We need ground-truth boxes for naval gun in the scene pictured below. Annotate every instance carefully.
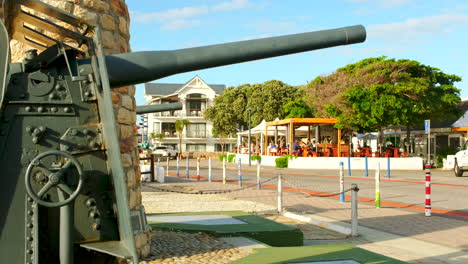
[0,1,366,263]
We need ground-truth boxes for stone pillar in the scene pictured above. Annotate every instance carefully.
[9,0,151,258]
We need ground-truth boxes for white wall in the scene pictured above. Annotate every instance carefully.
[229,153,424,170]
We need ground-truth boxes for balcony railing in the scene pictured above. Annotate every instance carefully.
[156,110,204,118]
[186,131,207,138]
[187,110,203,117]
[161,131,178,138]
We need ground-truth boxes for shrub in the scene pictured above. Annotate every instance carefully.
[227,154,236,163]
[219,154,227,161]
[436,146,458,168]
[250,155,262,162]
[275,155,296,168]
[275,157,288,168]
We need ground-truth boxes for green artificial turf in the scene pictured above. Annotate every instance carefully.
[230,244,408,264]
[147,211,303,246]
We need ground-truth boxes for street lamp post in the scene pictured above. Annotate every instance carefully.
[247,108,252,167]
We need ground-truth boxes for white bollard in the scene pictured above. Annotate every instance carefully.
[351,184,359,236]
[277,172,283,213]
[197,157,200,181]
[166,157,169,177]
[375,162,381,208]
[208,157,212,182]
[256,160,261,190]
[339,162,344,202]
[222,158,226,184]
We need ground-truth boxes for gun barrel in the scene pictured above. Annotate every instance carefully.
[136,102,183,115]
[106,25,366,88]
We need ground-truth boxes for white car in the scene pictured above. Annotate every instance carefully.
[153,146,178,159]
[453,148,468,177]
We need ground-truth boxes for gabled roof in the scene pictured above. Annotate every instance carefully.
[451,110,468,131]
[144,76,226,96]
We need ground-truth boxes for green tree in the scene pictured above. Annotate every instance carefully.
[247,80,302,125]
[150,132,165,146]
[205,80,302,136]
[204,85,249,136]
[283,98,315,118]
[305,57,462,140]
[175,119,190,156]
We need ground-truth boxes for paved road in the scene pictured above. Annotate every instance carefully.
[154,158,468,215]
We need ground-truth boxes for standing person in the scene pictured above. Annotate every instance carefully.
[293,139,300,156]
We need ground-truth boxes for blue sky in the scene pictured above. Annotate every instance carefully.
[127,0,468,106]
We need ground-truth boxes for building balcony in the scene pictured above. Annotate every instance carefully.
[186,131,207,138]
[155,110,205,118]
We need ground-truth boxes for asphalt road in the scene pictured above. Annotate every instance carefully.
[154,158,468,215]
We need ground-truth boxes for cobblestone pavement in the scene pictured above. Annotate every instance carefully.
[141,186,352,264]
[140,231,249,264]
[142,179,468,263]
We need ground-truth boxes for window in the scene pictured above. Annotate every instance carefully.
[186,123,206,138]
[186,93,207,117]
[186,144,206,152]
[152,122,160,133]
[161,123,176,137]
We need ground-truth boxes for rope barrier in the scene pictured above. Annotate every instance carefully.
[281,177,354,198]
[142,175,278,195]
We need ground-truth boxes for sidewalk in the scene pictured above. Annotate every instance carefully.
[142,158,468,263]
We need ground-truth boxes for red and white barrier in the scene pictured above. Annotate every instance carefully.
[425,164,431,217]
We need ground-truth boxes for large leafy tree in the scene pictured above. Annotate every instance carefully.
[283,98,315,118]
[305,57,462,138]
[204,85,249,136]
[205,80,303,136]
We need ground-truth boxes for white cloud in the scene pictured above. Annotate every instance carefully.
[213,0,250,12]
[132,0,252,31]
[377,0,411,8]
[162,19,203,31]
[346,0,412,9]
[368,14,468,40]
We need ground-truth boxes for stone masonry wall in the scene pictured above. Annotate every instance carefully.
[9,0,151,258]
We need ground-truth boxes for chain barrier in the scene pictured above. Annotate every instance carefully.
[142,175,278,195]
[282,177,353,198]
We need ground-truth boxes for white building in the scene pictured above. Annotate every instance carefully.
[143,76,235,153]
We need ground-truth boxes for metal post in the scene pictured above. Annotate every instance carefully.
[347,155,351,176]
[58,190,73,264]
[186,156,189,179]
[156,156,161,181]
[277,172,283,213]
[256,159,261,190]
[387,156,391,179]
[425,164,431,217]
[375,162,381,208]
[351,184,359,237]
[150,154,155,182]
[365,156,368,177]
[197,157,200,181]
[208,157,212,182]
[238,158,242,187]
[339,162,345,202]
[222,158,226,184]
[248,108,252,167]
[176,156,180,177]
[166,157,169,177]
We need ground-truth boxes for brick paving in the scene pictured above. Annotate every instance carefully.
[144,158,468,262]
[172,180,468,251]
